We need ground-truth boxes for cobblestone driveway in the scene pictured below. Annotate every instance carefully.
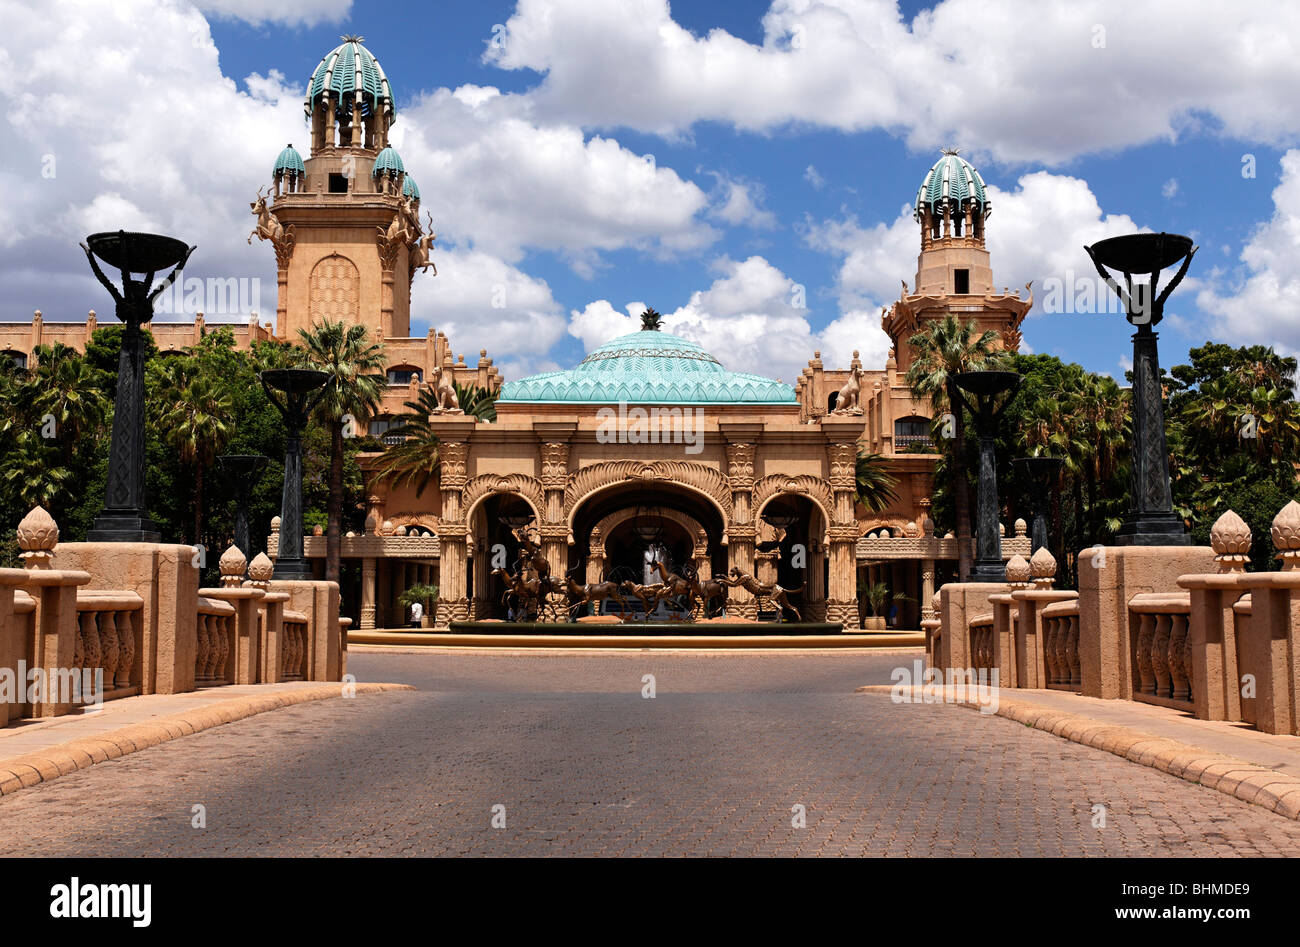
[1,649,1298,856]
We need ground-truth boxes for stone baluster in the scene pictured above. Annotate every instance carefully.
[1168,613,1189,700]
[1135,613,1155,694]
[1151,614,1172,698]
[99,610,119,690]
[115,610,134,687]
[79,611,101,679]
[1067,616,1081,686]
[195,614,210,684]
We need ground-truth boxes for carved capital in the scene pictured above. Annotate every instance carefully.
[828,442,858,488]
[439,441,469,488]
[540,441,570,488]
[725,441,755,487]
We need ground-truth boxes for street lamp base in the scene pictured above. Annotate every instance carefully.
[1114,512,1190,546]
[87,512,161,544]
[272,558,316,581]
[969,562,1009,583]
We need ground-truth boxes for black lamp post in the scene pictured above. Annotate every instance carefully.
[1013,456,1063,554]
[260,369,328,579]
[953,370,1022,582]
[217,454,269,558]
[81,231,195,542]
[1085,232,1196,545]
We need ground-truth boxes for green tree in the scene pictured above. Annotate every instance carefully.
[369,385,443,497]
[297,320,386,584]
[154,359,235,545]
[453,381,499,422]
[854,451,899,513]
[905,315,1006,579]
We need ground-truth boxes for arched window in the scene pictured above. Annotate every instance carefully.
[827,391,838,413]
[3,350,27,370]
[308,254,360,323]
[894,416,934,452]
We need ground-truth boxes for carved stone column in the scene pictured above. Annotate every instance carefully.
[920,558,936,621]
[825,432,863,626]
[587,527,606,585]
[472,539,491,618]
[725,439,757,619]
[806,536,827,622]
[360,556,376,630]
[435,439,469,626]
[538,437,572,579]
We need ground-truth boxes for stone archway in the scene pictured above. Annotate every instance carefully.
[587,506,711,585]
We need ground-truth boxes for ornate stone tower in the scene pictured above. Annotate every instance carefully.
[251,36,435,343]
[883,149,1031,374]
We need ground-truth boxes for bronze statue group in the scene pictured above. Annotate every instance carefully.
[493,528,803,624]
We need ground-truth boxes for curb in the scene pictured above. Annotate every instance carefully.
[350,630,926,649]
[0,682,413,798]
[856,685,1300,821]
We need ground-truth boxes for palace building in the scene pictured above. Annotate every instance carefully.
[0,38,1033,631]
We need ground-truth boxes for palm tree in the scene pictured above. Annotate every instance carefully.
[297,320,387,585]
[855,451,898,512]
[904,315,1005,579]
[26,343,108,466]
[369,385,443,497]
[452,381,499,422]
[155,362,234,545]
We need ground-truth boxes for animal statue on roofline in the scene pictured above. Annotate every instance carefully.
[723,568,804,622]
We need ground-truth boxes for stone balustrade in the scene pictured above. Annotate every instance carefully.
[968,613,995,673]
[76,589,144,697]
[1127,592,1193,709]
[1039,599,1081,690]
[0,506,347,731]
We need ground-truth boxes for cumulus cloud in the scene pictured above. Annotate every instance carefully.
[392,85,716,274]
[193,0,351,27]
[568,255,891,382]
[487,0,1300,165]
[1197,150,1300,355]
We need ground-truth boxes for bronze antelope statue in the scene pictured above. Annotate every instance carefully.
[724,568,804,622]
[689,573,730,619]
[651,560,700,618]
[564,575,629,620]
[620,580,669,616]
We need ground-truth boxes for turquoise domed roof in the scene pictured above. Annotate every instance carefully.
[273,144,304,176]
[498,326,796,405]
[402,174,419,200]
[372,146,404,177]
[305,36,394,120]
[915,149,989,221]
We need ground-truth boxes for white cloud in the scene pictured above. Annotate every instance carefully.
[1197,149,1300,356]
[804,165,826,190]
[568,255,891,382]
[488,0,1300,165]
[1162,177,1179,199]
[409,247,566,377]
[193,0,350,27]
[707,174,777,228]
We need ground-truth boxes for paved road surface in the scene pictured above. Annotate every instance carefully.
[1,650,1298,856]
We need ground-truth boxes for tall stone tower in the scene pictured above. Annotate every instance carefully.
[252,36,434,343]
[883,149,1031,374]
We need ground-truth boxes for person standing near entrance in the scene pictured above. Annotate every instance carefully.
[409,600,423,628]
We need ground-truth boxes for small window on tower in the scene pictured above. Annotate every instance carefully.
[328,173,349,194]
[954,269,970,294]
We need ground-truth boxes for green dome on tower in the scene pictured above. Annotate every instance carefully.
[915,148,989,222]
[305,36,394,120]
[402,174,420,200]
[372,146,404,177]
[272,143,304,176]
[498,319,795,405]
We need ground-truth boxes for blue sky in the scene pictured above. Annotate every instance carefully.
[5,0,1300,384]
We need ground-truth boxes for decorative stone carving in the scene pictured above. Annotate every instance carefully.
[725,442,755,487]
[247,552,274,588]
[1014,518,1027,537]
[430,364,462,414]
[562,460,733,521]
[1272,501,1300,571]
[753,474,835,526]
[16,506,58,569]
[439,441,469,488]
[903,520,921,538]
[1210,508,1251,572]
[540,442,570,488]
[219,544,247,587]
[827,442,857,489]
[461,474,545,522]
[1030,546,1057,588]
[248,186,295,268]
[1004,553,1031,587]
[831,363,864,415]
